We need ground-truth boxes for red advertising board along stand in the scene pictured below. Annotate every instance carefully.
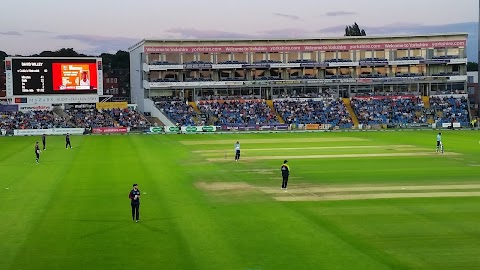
[92,127,128,134]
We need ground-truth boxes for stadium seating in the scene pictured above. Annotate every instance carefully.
[154,98,197,126]
[150,61,179,65]
[274,98,353,128]
[429,96,470,126]
[351,96,427,125]
[395,56,424,61]
[288,59,317,63]
[0,111,57,130]
[197,99,279,125]
[218,60,248,65]
[324,59,352,63]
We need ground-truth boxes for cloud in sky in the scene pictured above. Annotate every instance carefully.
[54,34,139,54]
[0,31,22,36]
[272,13,301,21]
[164,28,256,39]
[325,11,358,17]
[24,30,54,34]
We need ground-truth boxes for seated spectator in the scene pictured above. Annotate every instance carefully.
[274,98,353,128]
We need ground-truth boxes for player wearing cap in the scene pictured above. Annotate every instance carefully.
[281,160,290,190]
[129,184,141,222]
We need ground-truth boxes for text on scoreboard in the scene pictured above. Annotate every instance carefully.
[10,58,101,95]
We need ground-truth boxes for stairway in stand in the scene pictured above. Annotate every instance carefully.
[189,101,202,114]
[189,101,204,125]
[342,98,359,128]
[266,100,285,124]
[422,96,434,124]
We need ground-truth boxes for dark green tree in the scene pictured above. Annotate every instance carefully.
[0,50,7,62]
[467,61,478,71]
[345,23,366,36]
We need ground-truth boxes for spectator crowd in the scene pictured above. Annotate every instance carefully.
[274,98,353,128]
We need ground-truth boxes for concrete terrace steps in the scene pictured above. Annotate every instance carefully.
[189,101,202,114]
[342,98,359,128]
[422,96,430,109]
[266,100,285,124]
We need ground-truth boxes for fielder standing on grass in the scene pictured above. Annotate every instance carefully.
[281,160,290,189]
[42,134,46,150]
[129,184,141,222]
[66,133,72,149]
[35,142,41,163]
[235,141,241,161]
[436,132,444,153]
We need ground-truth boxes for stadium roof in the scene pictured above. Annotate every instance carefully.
[129,32,468,51]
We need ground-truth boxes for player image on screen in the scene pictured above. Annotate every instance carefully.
[52,63,97,91]
[79,71,90,87]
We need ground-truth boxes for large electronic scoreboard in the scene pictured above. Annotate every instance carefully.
[5,57,104,97]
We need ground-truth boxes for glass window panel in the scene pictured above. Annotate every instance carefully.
[234,70,245,78]
[304,68,316,76]
[254,52,266,62]
[447,47,459,57]
[338,51,350,60]
[360,67,372,74]
[434,48,446,57]
[374,67,387,74]
[325,51,335,61]
[374,50,385,59]
[339,68,351,75]
[217,53,230,63]
[165,53,179,63]
[288,52,301,61]
[395,49,408,59]
[183,53,195,63]
[302,52,312,60]
[232,53,246,62]
[360,50,373,60]
[325,68,337,75]
[269,52,282,62]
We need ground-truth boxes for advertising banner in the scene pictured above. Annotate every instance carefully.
[66,103,96,109]
[92,127,129,134]
[0,104,19,112]
[51,128,85,135]
[149,127,164,133]
[275,124,290,130]
[96,102,128,110]
[14,95,100,104]
[14,129,53,136]
[180,126,217,133]
[305,124,320,130]
[18,104,53,112]
[144,40,466,53]
[164,126,181,133]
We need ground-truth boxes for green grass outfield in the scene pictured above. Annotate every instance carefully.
[1,130,480,270]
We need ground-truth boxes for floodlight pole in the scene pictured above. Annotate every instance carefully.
[478,0,480,116]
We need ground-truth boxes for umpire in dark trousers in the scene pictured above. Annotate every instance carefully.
[281,160,290,189]
[129,184,141,222]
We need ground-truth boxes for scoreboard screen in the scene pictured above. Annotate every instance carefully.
[9,58,101,95]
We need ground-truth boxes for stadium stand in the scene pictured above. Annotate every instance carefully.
[430,96,470,126]
[197,99,279,125]
[351,96,427,126]
[152,97,197,126]
[0,111,57,130]
[274,98,353,128]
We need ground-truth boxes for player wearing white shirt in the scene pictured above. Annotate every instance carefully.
[80,71,90,86]
[436,132,444,153]
[234,141,241,161]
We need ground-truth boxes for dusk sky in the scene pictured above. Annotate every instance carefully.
[0,0,478,56]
